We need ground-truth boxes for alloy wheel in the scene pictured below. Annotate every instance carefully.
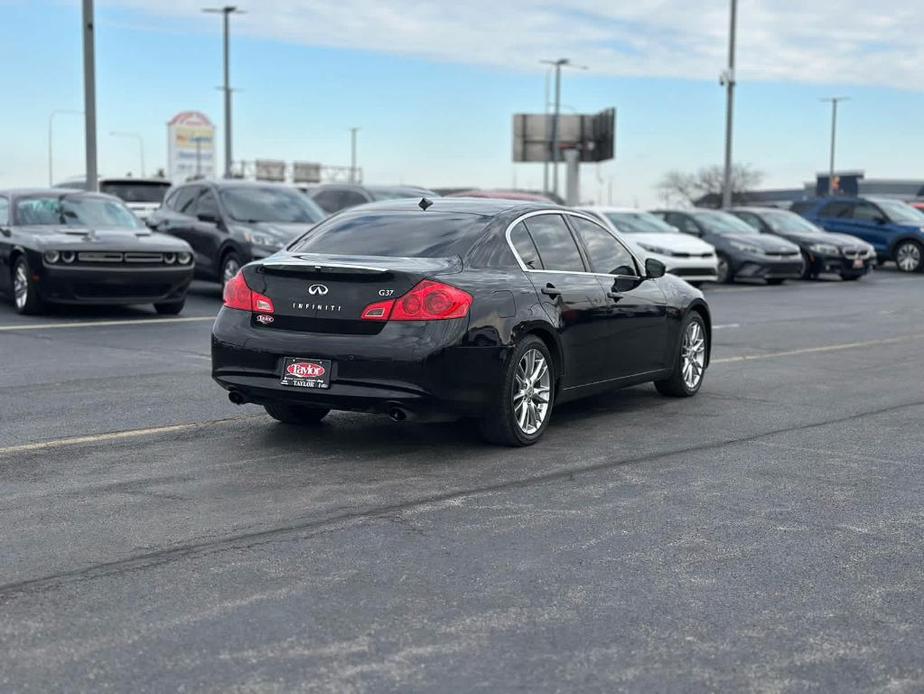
[896,242,921,272]
[681,320,706,390]
[13,262,28,310]
[513,348,551,435]
[716,256,729,283]
[222,257,241,285]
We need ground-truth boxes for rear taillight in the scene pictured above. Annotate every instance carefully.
[222,272,275,314]
[361,280,472,322]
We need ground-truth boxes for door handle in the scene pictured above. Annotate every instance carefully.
[541,284,562,297]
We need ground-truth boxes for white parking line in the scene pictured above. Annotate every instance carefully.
[0,416,260,457]
[0,316,215,332]
[713,333,924,364]
[713,323,740,330]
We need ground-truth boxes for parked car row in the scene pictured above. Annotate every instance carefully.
[3,180,922,316]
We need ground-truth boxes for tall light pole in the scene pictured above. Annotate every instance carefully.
[82,0,98,192]
[48,109,83,186]
[109,131,145,176]
[542,65,552,195]
[349,127,360,183]
[821,97,849,195]
[720,0,738,209]
[541,58,587,199]
[203,6,243,178]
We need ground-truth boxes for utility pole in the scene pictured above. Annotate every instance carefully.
[720,0,737,209]
[541,58,587,200]
[349,127,360,183]
[109,131,145,176]
[821,97,849,195]
[82,0,98,192]
[48,110,83,186]
[203,6,243,178]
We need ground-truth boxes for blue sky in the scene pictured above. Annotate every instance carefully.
[2,0,924,205]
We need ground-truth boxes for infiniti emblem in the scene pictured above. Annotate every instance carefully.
[308,283,329,296]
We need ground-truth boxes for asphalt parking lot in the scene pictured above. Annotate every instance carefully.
[1,270,923,692]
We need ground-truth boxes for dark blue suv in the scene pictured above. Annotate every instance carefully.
[792,196,924,273]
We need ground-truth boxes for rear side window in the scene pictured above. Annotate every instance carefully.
[291,211,491,258]
[523,214,585,272]
[733,211,762,230]
[168,186,199,214]
[851,201,881,222]
[819,201,852,219]
[509,222,542,269]
[570,217,637,275]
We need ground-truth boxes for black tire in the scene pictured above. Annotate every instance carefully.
[715,253,734,284]
[154,299,185,315]
[264,403,330,425]
[893,240,923,273]
[220,251,242,288]
[766,278,785,285]
[479,335,554,446]
[655,312,708,398]
[11,256,44,315]
[800,252,816,280]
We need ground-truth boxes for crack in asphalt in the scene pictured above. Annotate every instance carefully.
[1,397,922,602]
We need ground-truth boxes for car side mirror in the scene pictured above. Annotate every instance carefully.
[197,211,219,224]
[646,258,666,279]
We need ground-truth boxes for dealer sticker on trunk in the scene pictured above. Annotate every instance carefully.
[280,357,332,389]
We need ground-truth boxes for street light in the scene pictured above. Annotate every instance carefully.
[821,97,850,196]
[540,58,588,198]
[720,0,738,209]
[203,6,244,178]
[109,131,145,176]
[48,109,83,186]
[82,0,98,191]
[349,127,360,184]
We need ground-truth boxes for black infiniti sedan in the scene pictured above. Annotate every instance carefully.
[0,189,194,315]
[212,198,711,446]
[148,180,326,288]
[728,207,876,281]
[651,209,804,284]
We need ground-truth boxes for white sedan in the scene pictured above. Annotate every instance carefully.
[580,207,719,285]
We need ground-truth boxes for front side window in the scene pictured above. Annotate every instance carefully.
[219,187,324,224]
[571,217,637,275]
[0,197,9,226]
[509,222,542,269]
[523,214,585,273]
[851,202,882,222]
[193,190,220,219]
[14,195,143,229]
[168,186,200,214]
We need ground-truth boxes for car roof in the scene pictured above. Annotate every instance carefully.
[729,206,792,213]
[580,206,646,214]
[334,196,558,217]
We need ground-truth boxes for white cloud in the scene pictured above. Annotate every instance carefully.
[105,0,924,89]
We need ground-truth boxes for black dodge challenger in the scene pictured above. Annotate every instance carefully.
[0,189,194,315]
[212,198,711,445]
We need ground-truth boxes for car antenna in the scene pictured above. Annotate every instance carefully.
[418,197,433,211]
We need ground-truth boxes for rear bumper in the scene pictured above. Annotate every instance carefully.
[36,264,193,305]
[211,308,507,417]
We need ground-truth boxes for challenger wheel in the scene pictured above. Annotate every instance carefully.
[480,335,554,446]
[894,240,922,273]
[655,313,707,397]
[11,256,43,315]
[264,403,330,425]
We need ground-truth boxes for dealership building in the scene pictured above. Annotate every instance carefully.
[696,172,924,208]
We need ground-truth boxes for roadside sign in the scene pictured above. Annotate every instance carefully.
[167,111,215,181]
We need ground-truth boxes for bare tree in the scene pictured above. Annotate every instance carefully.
[657,164,764,207]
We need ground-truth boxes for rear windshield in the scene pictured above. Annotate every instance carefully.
[290,211,491,258]
[101,181,170,204]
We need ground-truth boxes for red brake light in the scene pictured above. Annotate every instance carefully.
[222,272,274,314]
[362,280,472,321]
